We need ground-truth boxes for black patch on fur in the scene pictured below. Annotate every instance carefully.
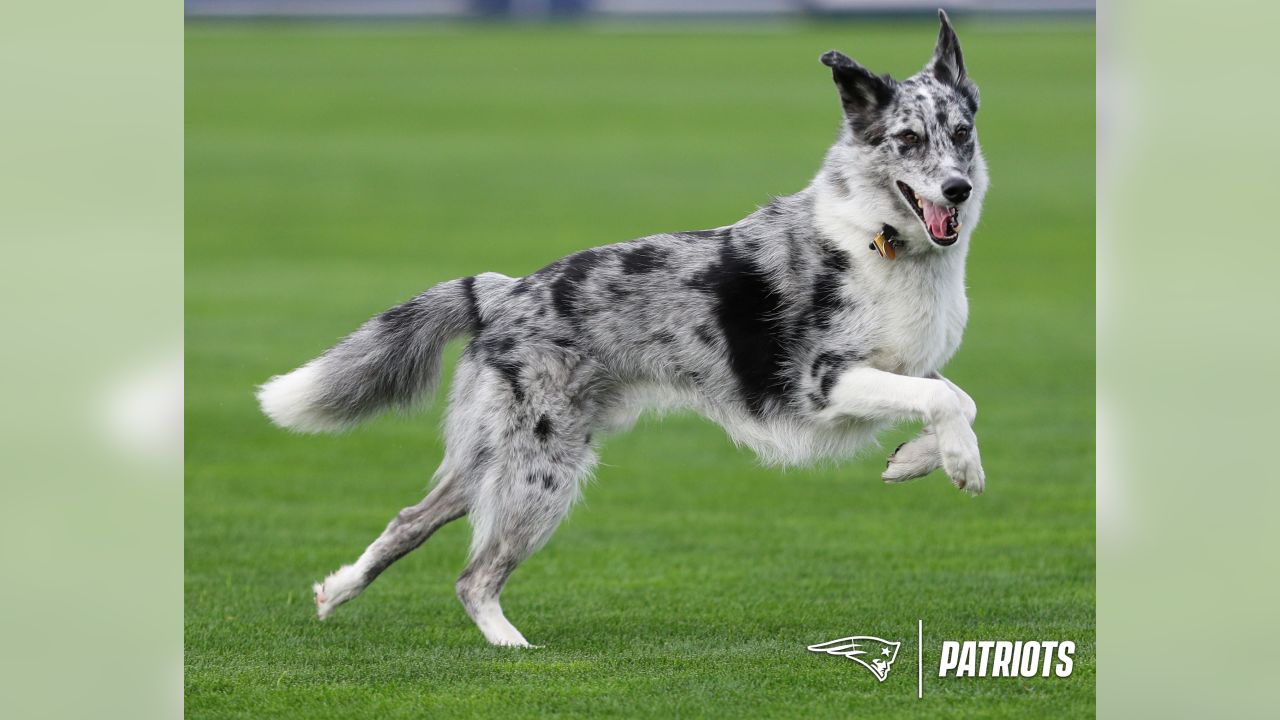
[527,472,555,490]
[693,243,792,415]
[932,63,954,86]
[606,281,629,300]
[818,242,851,273]
[811,349,867,401]
[549,248,606,320]
[490,359,524,402]
[851,115,889,146]
[808,272,844,330]
[822,52,896,146]
[534,415,553,441]
[652,331,676,345]
[480,333,524,401]
[694,324,718,346]
[460,275,481,331]
[819,369,838,398]
[510,278,531,295]
[378,299,419,328]
[620,244,669,275]
[364,299,434,408]
[823,50,896,113]
[481,334,516,355]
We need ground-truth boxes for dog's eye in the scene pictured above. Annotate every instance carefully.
[897,131,920,145]
[953,126,971,142]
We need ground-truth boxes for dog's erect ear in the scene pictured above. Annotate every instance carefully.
[929,10,966,85]
[927,10,980,111]
[821,50,896,118]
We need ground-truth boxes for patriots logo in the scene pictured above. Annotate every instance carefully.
[808,635,903,682]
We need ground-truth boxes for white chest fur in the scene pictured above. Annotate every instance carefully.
[812,182,973,378]
[854,252,969,377]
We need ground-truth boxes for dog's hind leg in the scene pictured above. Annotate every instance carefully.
[457,431,595,647]
[312,350,493,620]
[313,472,469,619]
[454,359,600,647]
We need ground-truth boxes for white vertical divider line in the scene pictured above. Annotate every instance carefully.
[917,619,923,699]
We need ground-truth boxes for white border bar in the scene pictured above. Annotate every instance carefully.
[917,619,923,699]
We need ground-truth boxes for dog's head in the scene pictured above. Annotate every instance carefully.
[820,10,987,249]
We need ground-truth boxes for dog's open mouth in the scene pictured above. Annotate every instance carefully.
[896,181,959,246]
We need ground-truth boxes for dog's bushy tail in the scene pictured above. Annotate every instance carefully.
[257,276,481,433]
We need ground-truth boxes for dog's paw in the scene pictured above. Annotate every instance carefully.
[938,424,985,496]
[491,638,539,649]
[313,564,366,620]
[482,625,536,648]
[946,457,985,496]
[882,431,941,484]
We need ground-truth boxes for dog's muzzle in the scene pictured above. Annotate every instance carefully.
[896,181,961,246]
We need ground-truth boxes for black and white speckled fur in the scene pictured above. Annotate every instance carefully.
[257,12,988,647]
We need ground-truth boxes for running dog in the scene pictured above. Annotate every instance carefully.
[258,11,988,647]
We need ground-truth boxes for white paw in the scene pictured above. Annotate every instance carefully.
[479,620,535,647]
[313,564,366,620]
[882,431,941,484]
[490,637,538,648]
[938,423,985,495]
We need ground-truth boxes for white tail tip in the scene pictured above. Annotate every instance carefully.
[256,363,347,433]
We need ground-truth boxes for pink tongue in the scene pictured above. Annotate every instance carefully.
[921,198,951,238]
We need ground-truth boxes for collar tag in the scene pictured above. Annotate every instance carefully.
[871,231,896,260]
[869,224,901,260]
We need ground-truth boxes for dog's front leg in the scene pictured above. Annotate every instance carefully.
[935,372,977,425]
[822,367,984,494]
[882,373,978,484]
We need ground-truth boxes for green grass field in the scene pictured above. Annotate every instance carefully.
[186,20,1094,719]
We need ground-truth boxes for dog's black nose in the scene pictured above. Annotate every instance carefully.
[942,177,972,204]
